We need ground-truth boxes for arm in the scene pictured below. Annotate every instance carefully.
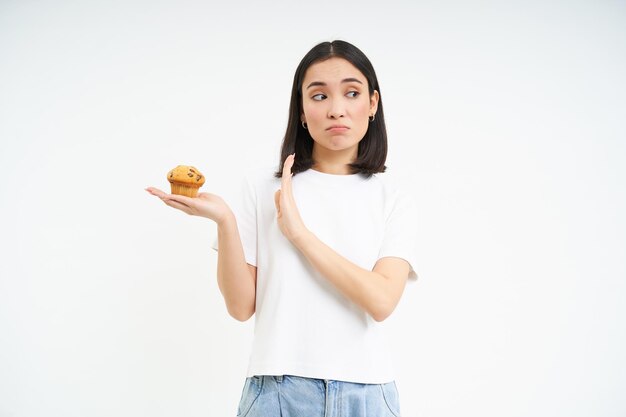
[145,187,256,322]
[216,212,257,322]
[291,231,410,322]
[274,155,410,322]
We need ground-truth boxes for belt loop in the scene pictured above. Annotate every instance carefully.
[274,375,284,383]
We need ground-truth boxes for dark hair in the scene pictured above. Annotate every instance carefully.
[273,40,387,179]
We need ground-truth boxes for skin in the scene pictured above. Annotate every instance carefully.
[300,57,379,175]
[145,57,411,322]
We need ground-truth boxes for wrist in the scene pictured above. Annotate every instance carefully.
[216,210,236,228]
[291,227,314,249]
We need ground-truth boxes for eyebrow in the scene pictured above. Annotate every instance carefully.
[306,77,363,90]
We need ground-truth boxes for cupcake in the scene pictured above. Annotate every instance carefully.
[167,165,205,197]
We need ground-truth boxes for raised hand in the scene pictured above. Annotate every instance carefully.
[145,187,232,225]
[274,154,309,243]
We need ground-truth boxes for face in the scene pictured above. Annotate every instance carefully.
[300,57,379,159]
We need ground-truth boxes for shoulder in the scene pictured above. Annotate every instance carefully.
[370,171,413,199]
[369,171,418,217]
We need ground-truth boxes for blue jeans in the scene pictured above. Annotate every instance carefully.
[236,375,402,417]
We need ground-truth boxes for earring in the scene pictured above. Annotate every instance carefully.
[302,121,308,130]
[369,114,375,122]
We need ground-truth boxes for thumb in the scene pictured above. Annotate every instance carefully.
[274,189,281,217]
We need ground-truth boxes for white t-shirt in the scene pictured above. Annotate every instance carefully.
[211,165,419,384]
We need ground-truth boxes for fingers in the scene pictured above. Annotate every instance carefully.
[160,193,194,213]
[146,186,195,214]
[281,153,295,192]
[145,187,168,198]
[162,193,194,206]
[145,187,194,205]
[163,198,192,214]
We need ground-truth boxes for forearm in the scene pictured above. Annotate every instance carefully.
[216,212,256,321]
[291,230,394,322]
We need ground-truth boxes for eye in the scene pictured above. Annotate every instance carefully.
[312,93,326,101]
[346,91,360,98]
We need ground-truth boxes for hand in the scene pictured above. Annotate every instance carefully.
[145,187,232,225]
[274,154,309,243]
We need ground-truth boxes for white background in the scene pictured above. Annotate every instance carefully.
[1,1,625,416]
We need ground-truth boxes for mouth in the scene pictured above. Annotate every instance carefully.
[326,125,349,132]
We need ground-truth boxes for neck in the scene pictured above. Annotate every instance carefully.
[311,145,357,175]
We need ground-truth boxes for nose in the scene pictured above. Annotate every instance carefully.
[327,99,345,119]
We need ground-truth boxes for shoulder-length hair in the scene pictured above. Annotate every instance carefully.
[273,40,387,179]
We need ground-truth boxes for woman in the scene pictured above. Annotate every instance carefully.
[147,40,418,417]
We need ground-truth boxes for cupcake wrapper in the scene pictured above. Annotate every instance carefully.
[170,183,200,198]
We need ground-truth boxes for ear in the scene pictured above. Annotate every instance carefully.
[300,112,307,124]
[370,90,380,116]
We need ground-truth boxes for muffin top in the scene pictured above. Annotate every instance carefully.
[167,165,205,186]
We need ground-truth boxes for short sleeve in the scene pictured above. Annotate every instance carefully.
[377,186,419,281]
[210,174,258,267]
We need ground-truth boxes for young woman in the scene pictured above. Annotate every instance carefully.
[147,40,418,417]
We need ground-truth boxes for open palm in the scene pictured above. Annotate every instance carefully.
[146,187,231,223]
